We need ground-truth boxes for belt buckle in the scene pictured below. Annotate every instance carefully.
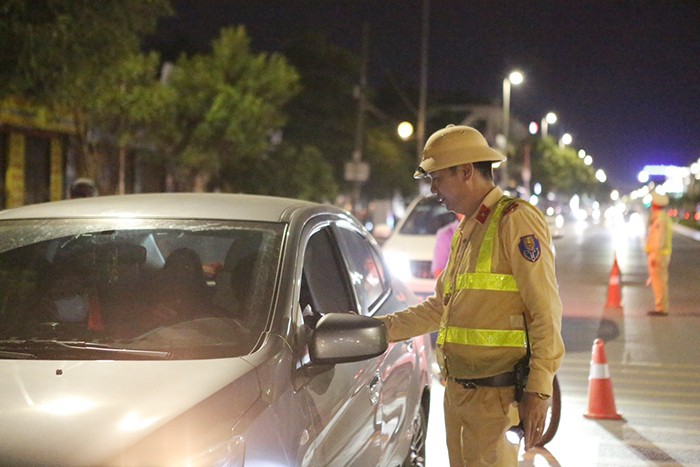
[461,381,478,389]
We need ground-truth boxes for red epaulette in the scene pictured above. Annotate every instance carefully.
[476,205,490,224]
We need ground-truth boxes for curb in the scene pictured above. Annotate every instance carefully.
[673,223,700,242]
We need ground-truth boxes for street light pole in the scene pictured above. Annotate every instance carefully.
[502,70,523,151]
[541,112,557,139]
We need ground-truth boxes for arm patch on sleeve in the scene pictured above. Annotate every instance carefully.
[519,234,541,262]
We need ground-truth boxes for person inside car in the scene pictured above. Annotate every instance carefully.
[41,261,104,332]
[143,247,212,328]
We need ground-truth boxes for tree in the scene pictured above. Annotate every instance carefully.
[90,51,175,194]
[282,33,417,204]
[282,33,358,192]
[0,0,172,182]
[1,0,170,99]
[244,143,337,202]
[362,127,416,200]
[521,136,598,197]
[161,26,300,191]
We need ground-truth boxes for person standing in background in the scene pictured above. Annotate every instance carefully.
[431,214,463,277]
[646,190,673,316]
[69,178,98,198]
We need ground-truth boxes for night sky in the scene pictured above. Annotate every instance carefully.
[147,0,700,191]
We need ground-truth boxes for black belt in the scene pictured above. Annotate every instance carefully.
[453,372,516,389]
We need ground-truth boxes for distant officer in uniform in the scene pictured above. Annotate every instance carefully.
[646,190,672,316]
[377,125,565,466]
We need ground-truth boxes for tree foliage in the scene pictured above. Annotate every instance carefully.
[161,26,301,192]
[282,33,417,204]
[0,0,170,101]
[362,127,416,199]
[0,0,171,182]
[90,51,175,193]
[514,136,598,197]
[244,143,337,202]
[281,34,358,188]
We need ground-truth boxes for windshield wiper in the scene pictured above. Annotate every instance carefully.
[0,339,172,360]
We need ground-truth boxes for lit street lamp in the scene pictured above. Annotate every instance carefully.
[559,132,572,148]
[397,121,414,140]
[541,112,557,138]
[596,169,607,183]
[502,70,524,148]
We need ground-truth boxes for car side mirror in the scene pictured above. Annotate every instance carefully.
[309,313,388,365]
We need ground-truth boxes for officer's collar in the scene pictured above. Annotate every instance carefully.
[460,186,503,227]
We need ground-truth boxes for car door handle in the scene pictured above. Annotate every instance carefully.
[369,371,382,404]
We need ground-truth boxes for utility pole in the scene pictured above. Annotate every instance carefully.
[346,22,370,216]
[416,0,429,167]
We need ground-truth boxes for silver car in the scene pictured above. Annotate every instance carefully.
[0,193,431,466]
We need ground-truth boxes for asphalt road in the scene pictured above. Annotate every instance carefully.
[425,215,700,466]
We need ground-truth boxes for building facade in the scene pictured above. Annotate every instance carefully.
[0,98,75,208]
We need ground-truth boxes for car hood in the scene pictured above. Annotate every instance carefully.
[0,357,258,465]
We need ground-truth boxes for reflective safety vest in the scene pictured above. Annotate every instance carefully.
[646,210,673,256]
[437,196,528,349]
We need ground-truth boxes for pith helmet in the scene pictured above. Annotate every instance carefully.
[414,125,506,179]
[650,190,669,207]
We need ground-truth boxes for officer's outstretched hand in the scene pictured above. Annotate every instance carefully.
[519,392,548,450]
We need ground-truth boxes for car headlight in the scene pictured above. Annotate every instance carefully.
[555,214,564,229]
[383,250,413,282]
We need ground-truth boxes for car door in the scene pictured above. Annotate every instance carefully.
[296,221,383,466]
[333,222,422,465]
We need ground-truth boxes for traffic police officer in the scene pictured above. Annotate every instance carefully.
[377,125,565,466]
[646,190,672,316]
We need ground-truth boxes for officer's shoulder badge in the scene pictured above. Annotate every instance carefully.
[503,201,520,216]
[518,234,541,262]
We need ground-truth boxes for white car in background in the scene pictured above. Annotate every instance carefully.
[382,196,457,301]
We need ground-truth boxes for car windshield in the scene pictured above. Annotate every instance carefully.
[399,197,457,235]
[0,218,284,360]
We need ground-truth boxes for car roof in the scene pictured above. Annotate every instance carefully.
[0,193,334,223]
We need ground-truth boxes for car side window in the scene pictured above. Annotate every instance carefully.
[400,197,456,235]
[301,226,356,317]
[335,227,388,315]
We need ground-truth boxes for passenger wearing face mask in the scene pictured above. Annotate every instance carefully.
[43,263,104,331]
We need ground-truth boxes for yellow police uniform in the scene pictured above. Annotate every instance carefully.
[379,186,564,466]
[646,195,672,314]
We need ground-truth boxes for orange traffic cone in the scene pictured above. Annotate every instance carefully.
[584,338,623,420]
[605,256,622,309]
